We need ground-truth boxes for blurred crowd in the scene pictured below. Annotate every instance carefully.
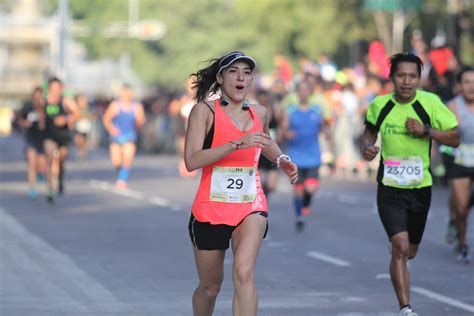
[11,30,471,183]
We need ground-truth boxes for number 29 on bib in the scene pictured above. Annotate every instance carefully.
[210,166,257,203]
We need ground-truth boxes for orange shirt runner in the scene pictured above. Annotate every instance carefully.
[191,99,268,226]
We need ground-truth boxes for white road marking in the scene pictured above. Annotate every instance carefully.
[376,277,474,313]
[148,196,171,207]
[411,286,474,313]
[90,179,173,208]
[306,251,351,267]
[0,206,129,313]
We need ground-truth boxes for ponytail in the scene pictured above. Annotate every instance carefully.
[191,58,221,103]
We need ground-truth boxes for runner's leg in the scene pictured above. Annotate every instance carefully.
[451,177,471,260]
[116,142,136,188]
[192,248,225,316]
[231,214,267,316]
[26,148,37,190]
[390,231,411,309]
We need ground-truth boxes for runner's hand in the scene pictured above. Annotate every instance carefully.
[22,120,33,128]
[406,117,423,137]
[235,132,272,149]
[285,130,296,140]
[363,144,380,161]
[110,125,120,137]
[280,159,299,184]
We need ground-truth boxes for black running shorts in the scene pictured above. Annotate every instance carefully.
[294,166,320,185]
[443,153,474,180]
[377,183,431,245]
[188,212,268,251]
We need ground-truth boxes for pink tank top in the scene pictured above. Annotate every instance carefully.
[191,99,268,226]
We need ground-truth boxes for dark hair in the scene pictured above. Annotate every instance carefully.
[457,66,474,83]
[32,86,43,94]
[48,76,62,85]
[190,58,221,102]
[190,51,256,102]
[388,53,423,78]
[122,82,132,90]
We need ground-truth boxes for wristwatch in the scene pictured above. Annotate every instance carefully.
[423,124,431,137]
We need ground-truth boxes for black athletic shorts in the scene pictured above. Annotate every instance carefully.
[45,130,71,148]
[294,166,320,185]
[26,136,45,154]
[443,153,474,180]
[188,211,268,251]
[377,183,431,245]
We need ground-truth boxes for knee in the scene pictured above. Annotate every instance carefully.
[233,264,255,287]
[304,185,316,195]
[198,282,221,300]
[391,243,410,260]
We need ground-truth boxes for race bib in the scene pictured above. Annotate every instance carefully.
[210,166,256,203]
[76,119,92,133]
[383,156,423,186]
[454,144,474,167]
[27,111,39,122]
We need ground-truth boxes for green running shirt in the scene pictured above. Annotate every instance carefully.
[366,90,458,189]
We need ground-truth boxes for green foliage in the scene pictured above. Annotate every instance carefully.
[41,0,472,90]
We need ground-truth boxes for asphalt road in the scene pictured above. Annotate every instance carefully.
[1,135,473,316]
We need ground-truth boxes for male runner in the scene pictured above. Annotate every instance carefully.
[363,53,460,316]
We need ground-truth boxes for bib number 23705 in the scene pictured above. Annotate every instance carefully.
[383,156,423,186]
[210,166,257,203]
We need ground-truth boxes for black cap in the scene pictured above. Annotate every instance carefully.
[218,51,257,74]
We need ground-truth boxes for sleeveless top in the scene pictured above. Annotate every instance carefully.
[112,101,138,142]
[454,95,474,144]
[453,95,474,168]
[45,98,71,141]
[191,99,268,226]
[18,101,45,143]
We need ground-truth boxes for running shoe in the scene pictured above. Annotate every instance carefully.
[295,219,305,232]
[116,180,127,190]
[28,189,38,199]
[46,192,54,204]
[457,245,471,264]
[445,220,457,244]
[399,306,417,316]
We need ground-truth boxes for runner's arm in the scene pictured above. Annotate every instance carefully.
[185,103,273,172]
[362,126,380,161]
[134,103,146,129]
[261,106,285,162]
[427,127,460,147]
[102,102,120,136]
[260,106,298,183]
[406,117,460,147]
[184,102,237,171]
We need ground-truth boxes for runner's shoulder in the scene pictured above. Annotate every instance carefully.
[249,102,268,122]
[250,102,266,114]
[416,90,444,107]
[368,93,393,111]
[190,100,215,118]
